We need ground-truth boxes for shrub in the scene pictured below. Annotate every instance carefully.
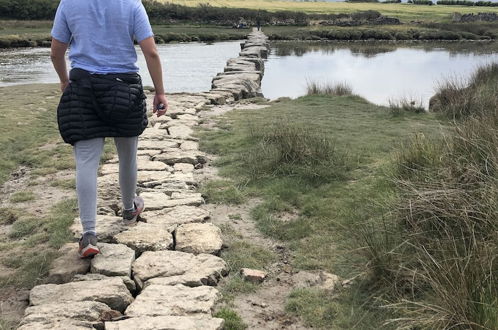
[389,98,426,115]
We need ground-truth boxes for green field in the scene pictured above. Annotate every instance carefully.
[165,0,498,22]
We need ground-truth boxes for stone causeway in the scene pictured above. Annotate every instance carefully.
[18,30,269,330]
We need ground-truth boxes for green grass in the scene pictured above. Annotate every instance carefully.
[198,94,446,326]
[9,191,36,203]
[214,308,248,330]
[165,0,498,22]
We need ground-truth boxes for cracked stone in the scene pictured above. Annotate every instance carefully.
[114,223,174,253]
[132,250,228,289]
[46,243,90,284]
[29,277,133,312]
[125,284,221,317]
[142,205,209,227]
[73,273,136,294]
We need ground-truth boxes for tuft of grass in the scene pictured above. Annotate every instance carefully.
[389,97,426,115]
[0,208,19,225]
[306,81,353,96]
[214,308,247,330]
[286,288,338,328]
[430,63,498,119]
[49,178,76,190]
[201,180,246,205]
[8,218,39,239]
[9,191,36,203]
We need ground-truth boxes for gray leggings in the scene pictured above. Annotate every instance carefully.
[73,137,138,234]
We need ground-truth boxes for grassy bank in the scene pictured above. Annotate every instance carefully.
[198,87,446,327]
[165,0,498,22]
[2,20,497,49]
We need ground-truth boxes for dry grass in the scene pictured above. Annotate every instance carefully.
[358,64,498,329]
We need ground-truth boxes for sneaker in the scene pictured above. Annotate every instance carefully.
[122,196,145,225]
[78,232,100,258]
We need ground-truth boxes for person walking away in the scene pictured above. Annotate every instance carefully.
[50,0,168,258]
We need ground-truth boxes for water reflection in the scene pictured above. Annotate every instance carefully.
[262,41,498,107]
[0,41,242,92]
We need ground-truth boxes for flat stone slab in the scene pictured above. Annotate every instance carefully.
[125,284,221,317]
[138,171,173,187]
[138,140,180,150]
[73,273,136,294]
[71,216,125,243]
[175,223,223,255]
[154,150,207,165]
[173,163,194,174]
[137,159,170,171]
[91,243,136,277]
[114,223,174,253]
[47,243,90,284]
[168,125,195,140]
[142,205,209,227]
[106,316,224,330]
[162,193,204,208]
[30,277,133,312]
[139,191,170,210]
[180,141,199,151]
[132,250,228,288]
[20,301,112,329]
[18,320,95,330]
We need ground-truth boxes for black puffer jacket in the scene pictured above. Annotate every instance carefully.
[57,68,148,145]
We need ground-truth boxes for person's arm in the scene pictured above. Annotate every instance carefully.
[139,36,168,117]
[51,38,69,92]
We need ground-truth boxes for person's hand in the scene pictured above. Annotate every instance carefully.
[60,80,69,93]
[153,93,168,117]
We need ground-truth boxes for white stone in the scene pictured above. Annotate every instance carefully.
[138,140,180,150]
[91,243,135,277]
[139,191,170,210]
[29,278,133,312]
[141,206,210,227]
[125,285,221,317]
[132,250,228,288]
[105,316,224,330]
[175,223,223,255]
[115,223,174,253]
[173,163,195,173]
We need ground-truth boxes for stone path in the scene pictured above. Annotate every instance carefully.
[18,31,269,330]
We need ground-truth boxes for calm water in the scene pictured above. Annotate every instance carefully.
[262,42,498,107]
[0,41,242,92]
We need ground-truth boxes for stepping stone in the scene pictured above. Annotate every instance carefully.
[138,140,179,150]
[132,250,228,289]
[173,163,195,174]
[18,320,94,330]
[138,191,170,211]
[73,273,136,294]
[125,284,221,317]
[91,243,135,277]
[19,301,112,330]
[29,277,133,312]
[46,243,90,284]
[137,171,173,186]
[140,129,170,140]
[106,316,224,330]
[161,193,204,208]
[71,216,125,243]
[168,125,195,140]
[141,205,209,227]
[175,223,223,255]
[153,181,192,194]
[137,159,169,171]
[154,150,207,165]
[137,149,162,157]
[114,223,174,253]
[180,141,199,151]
